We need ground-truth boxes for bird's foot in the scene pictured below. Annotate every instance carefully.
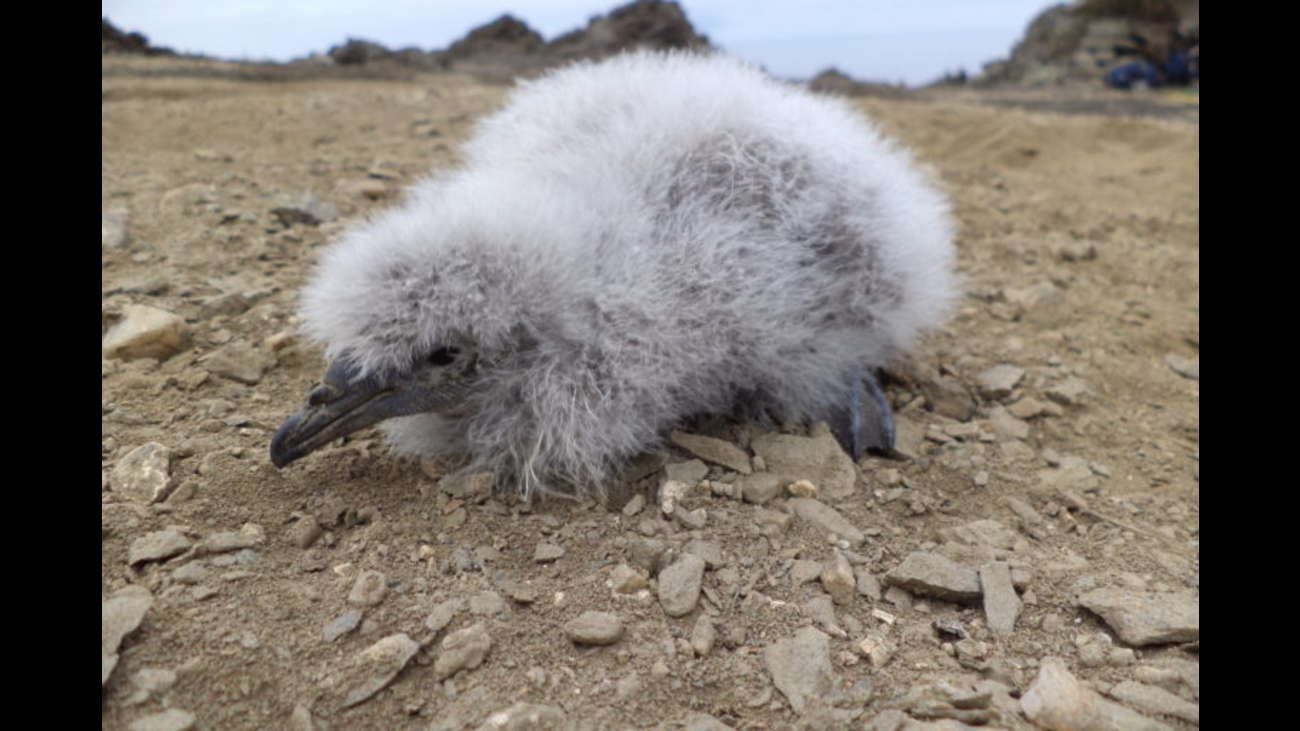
[829,370,896,462]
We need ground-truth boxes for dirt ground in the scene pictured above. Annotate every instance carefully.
[101,54,1198,730]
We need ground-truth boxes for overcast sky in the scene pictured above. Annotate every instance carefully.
[102,0,1057,86]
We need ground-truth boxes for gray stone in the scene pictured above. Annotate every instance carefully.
[128,530,192,566]
[196,528,262,555]
[347,569,388,607]
[1077,587,1198,646]
[665,459,709,485]
[763,626,833,715]
[919,375,977,421]
[469,590,509,617]
[683,539,724,569]
[103,305,188,361]
[102,208,129,249]
[323,610,363,642]
[434,622,492,680]
[787,498,865,544]
[855,569,883,600]
[201,341,272,385]
[128,709,196,731]
[987,406,1031,440]
[1163,354,1199,381]
[171,562,209,585]
[658,554,706,617]
[1005,282,1067,327]
[439,471,494,498]
[884,552,981,603]
[979,562,1021,635]
[669,431,751,473]
[681,713,732,731]
[1046,377,1089,406]
[111,443,173,502]
[424,598,464,634]
[976,364,1025,401]
[690,615,716,656]
[803,595,845,637]
[564,611,624,645]
[532,542,565,563]
[821,549,857,606]
[102,586,153,685]
[737,472,785,504]
[1021,657,1170,731]
[1107,681,1198,725]
[751,432,856,499]
[608,563,649,593]
[288,517,323,549]
[474,702,566,730]
[790,559,823,585]
[341,633,420,708]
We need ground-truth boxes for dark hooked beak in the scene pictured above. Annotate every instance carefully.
[270,360,416,468]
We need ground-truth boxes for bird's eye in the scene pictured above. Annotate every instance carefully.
[428,347,459,366]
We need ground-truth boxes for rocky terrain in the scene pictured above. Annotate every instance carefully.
[101,7,1199,731]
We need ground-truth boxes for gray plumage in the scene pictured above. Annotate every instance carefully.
[276,50,956,499]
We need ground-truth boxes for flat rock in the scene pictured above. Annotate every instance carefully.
[128,530,192,566]
[681,713,732,731]
[919,375,976,421]
[979,562,1021,635]
[434,622,493,680]
[1076,587,1198,646]
[737,472,785,504]
[664,459,709,485]
[102,585,153,685]
[976,364,1025,401]
[669,431,751,474]
[103,305,188,360]
[102,208,129,248]
[323,610,363,642]
[347,569,389,606]
[855,569,883,600]
[1021,657,1170,731]
[128,709,196,731]
[341,633,420,708]
[1163,354,1199,381]
[1046,377,1089,406]
[750,432,855,499]
[475,702,566,730]
[658,554,706,617]
[201,341,272,385]
[111,443,173,502]
[1107,681,1199,725]
[786,498,865,544]
[532,542,565,563]
[763,626,833,715]
[424,598,464,634]
[564,611,624,645]
[884,552,981,603]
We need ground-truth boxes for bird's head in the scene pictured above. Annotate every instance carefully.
[269,333,481,468]
[268,182,557,468]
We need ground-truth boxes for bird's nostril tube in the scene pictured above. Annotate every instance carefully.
[307,384,336,406]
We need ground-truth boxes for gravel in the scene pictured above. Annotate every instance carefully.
[750,431,857,499]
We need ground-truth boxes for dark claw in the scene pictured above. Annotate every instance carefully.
[830,370,896,461]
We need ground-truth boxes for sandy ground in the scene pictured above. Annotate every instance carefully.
[101,55,1198,730]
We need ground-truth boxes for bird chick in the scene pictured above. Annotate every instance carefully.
[271,51,956,499]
